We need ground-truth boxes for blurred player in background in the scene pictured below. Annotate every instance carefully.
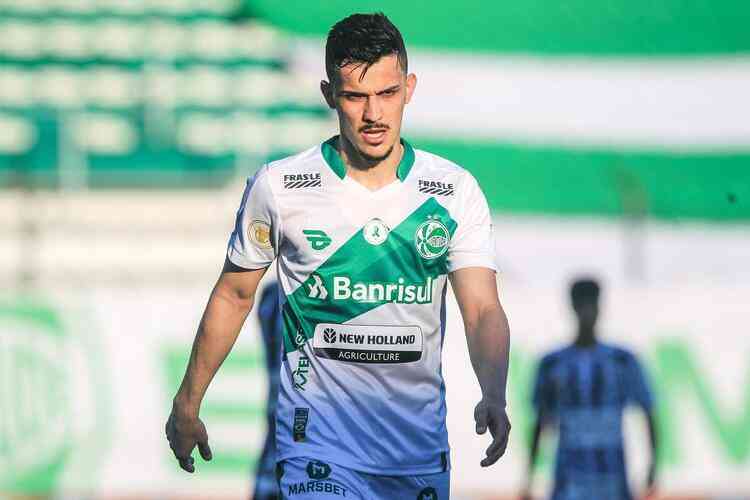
[252,282,282,500]
[520,278,658,500]
[166,11,511,499]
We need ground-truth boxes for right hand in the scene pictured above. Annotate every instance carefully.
[474,399,511,467]
[165,408,212,473]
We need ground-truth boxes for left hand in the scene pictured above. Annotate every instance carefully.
[474,398,511,467]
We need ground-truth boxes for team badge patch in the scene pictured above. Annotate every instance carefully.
[414,219,449,259]
[363,218,390,246]
[249,220,272,249]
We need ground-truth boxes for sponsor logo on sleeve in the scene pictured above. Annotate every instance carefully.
[418,179,454,196]
[284,172,321,189]
[415,219,450,260]
[248,219,272,249]
[312,324,423,364]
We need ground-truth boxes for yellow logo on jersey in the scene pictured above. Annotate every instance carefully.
[249,220,272,249]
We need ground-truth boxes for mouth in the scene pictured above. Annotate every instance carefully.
[360,128,388,146]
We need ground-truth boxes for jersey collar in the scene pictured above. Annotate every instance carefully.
[321,135,415,181]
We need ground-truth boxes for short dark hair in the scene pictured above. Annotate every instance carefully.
[570,278,600,304]
[325,12,408,83]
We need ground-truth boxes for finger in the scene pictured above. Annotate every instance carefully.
[481,427,510,467]
[481,442,503,467]
[198,439,212,461]
[474,404,488,434]
[495,427,511,457]
[172,440,196,461]
[165,416,174,440]
[179,455,195,473]
[481,449,502,467]
[485,433,504,459]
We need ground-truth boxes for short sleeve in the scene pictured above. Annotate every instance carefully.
[625,354,654,410]
[447,173,497,273]
[532,358,557,417]
[226,167,281,269]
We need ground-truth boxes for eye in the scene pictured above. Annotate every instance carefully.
[344,94,366,102]
[383,89,397,96]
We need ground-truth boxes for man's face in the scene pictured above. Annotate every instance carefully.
[573,299,599,331]
[322,54,416,162]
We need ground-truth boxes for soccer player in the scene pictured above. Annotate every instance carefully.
[166,12,511,499]
[520,278,658,500]
[252,282,282,500]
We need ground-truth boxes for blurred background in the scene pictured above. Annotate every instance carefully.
[1,1,748,499]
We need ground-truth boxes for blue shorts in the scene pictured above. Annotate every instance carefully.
[277,457,450,500]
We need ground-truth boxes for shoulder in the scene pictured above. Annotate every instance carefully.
[600,343,640,365]
[255,144,323,185]
[412,147,474,182]
[539,346,573,370]
[410,146,485,198]
[237,144,323,208]
[242,145,320,187]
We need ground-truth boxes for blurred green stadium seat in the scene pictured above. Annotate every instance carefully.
[0,68,35,108]
[0,1,333,188]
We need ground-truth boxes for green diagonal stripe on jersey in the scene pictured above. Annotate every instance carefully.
[281,197,457,354]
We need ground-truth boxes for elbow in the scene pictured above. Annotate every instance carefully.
[214,281,255,313]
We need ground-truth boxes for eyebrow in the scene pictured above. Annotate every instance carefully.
[338,84,401,97]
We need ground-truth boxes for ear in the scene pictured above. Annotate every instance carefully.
[320,80,336,109]
[404,73,417,104]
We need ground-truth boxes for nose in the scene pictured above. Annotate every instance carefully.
[363,95,383,123]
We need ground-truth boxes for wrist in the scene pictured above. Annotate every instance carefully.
[481,391,507,408]
[172,394,200,419]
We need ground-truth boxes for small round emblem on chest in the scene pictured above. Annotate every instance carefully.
[415,219,450,259]
[363,218,390,246]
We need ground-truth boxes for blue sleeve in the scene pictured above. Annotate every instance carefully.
[626,354,654,410]
[532,358,556,417]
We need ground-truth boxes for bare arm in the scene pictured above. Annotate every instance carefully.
[166,259,268,472]
[450,266,511,467]
[645,408,659,495]
[521,412,547,499]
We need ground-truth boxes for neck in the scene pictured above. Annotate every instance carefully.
[338,135,403,191]
[574,327,597,348]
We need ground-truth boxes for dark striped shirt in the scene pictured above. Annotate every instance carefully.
[532,343,653,500]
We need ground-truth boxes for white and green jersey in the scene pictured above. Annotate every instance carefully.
[227,136,496,475]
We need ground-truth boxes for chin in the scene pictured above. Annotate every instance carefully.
[357,139,396,162]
